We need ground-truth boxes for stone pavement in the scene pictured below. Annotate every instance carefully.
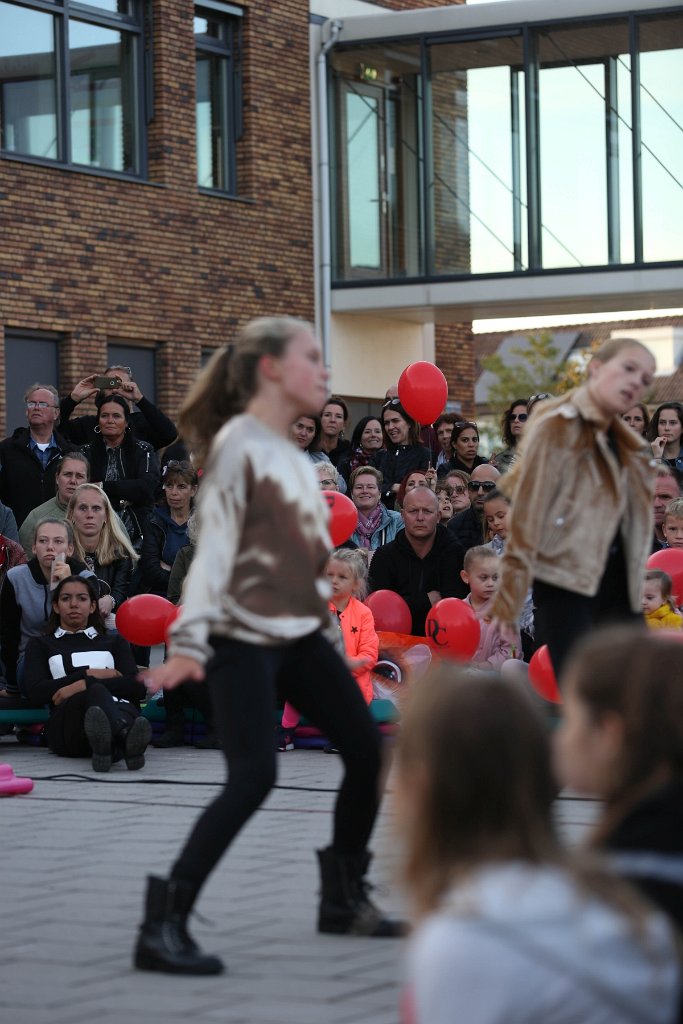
[0,738,600,1024]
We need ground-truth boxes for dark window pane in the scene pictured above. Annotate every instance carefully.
[0,2,58,159]
[70,18,137,172]
[107,345,156,403]
[72,0,132,12]
[196,50,231,190]
[5,336,60,436]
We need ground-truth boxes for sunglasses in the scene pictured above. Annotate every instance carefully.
[510,412,528,422]
[455,420,478,431]
[467,480,497,493]
[528,393,551,406]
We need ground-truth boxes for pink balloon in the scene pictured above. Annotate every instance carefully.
[365,590,412,634]
[425,598,480,660]
[647,548,683,605]
[398,362,448,424]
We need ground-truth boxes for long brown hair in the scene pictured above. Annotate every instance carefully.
[564,627,683,845]
[397,667,559,917]
[179,317,313,466]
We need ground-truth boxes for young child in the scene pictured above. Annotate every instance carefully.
[279,549,379,747]
[483,489,510,551]
[435,482,453,524]
[460,546,521,667]
[642,569,682,630]
[555,626,683,937]
[662,497,683,549]
[398,665,681,1024]
[136,318,401,976]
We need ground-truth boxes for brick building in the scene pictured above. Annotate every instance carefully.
[0,0,474,438]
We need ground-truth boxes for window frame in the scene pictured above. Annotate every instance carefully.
[195,1,243,197]
[0,0,149,179]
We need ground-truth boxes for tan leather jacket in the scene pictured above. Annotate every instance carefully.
[490,386,655,625]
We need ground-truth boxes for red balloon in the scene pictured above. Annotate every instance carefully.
[365,590,412,634]
[115,594,177,646]
[528,645,562,704]
[398,362,448,425]
[321,490,358,546]
[425,598,480,660]
[647,549,683,605]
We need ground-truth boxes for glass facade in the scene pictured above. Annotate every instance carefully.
[195,5,243,194]
[330,8,683,283]
[0,0,143,174]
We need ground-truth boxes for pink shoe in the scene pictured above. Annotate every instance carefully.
[0,763,34,796]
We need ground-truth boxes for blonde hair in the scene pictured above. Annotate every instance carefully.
[590,336,654,368]
[67,484,139,565]
[179,317,313,466]
[664,497,683,522]
[327,547,368,599]
[644,568,677,613]
[463,544,499,572]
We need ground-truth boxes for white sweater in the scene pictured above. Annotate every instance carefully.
[405,863,681,1024]
[168,415,332,663]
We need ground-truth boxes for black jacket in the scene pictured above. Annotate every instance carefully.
[447,505,486,553]
[91,555,134,610]
[139,508,190,597]
[0,427,77,527]
[23,630,144,709]
[59,394,177,451]
[80,434,160,547]
[368,524,467,635]
[605,777,683,938]
[373,444,431,509]
[437,453,488,479]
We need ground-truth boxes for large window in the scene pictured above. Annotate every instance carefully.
[107,343,156,403]
[0,0,145,175]
[330,8,683,282]
[5,333,60,434]
[195,3,243,194]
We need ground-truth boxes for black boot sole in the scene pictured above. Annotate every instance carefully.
[84,706,112,773]
[125,717,152,771]
[134,941,225,975]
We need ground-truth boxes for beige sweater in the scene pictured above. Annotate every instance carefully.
[168,414,332,663]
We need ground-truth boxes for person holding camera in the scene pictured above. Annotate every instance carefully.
[59,365,177,450]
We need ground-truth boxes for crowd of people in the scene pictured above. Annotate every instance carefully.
[1,327,683,1010]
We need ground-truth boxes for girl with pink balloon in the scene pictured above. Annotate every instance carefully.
[134,318,402,977]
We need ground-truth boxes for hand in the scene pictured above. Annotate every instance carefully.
[651,436,666,459]
[87,668,121,678]
[70,375,99,403]
[424,467,437,489]
[50,559,71,585]
[118,379,143,403]
[52,680,86,705]
[427,590,442,606]
[346,655,373,671]
[98,596,114,616]
[139,655,205,694]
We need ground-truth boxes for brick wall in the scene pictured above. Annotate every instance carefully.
[0,0,314,435]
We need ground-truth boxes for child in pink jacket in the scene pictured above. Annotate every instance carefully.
[461,546,522,668]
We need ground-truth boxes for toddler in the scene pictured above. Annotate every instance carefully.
[662,497,683,549]
[642,569,682,629]
[279,548,379,748]
[461,546,521,667]
[435,482,453,524]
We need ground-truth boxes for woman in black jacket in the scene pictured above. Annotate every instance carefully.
[67,483,138,624]
[80,394,160,552]
[23,575,150,771]
[374,399,430,510]
[140,461,198,597]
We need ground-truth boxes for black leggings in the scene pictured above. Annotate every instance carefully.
[46,682,139,757]
[170,632,382,891]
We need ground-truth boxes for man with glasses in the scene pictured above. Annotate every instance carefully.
[368,485,467,636]
[447,464,501,553]
[0,384,78,527]
[59,365,178,450]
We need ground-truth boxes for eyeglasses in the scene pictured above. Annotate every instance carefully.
[26,401,57,410]
[467,481,497,493]
[509,412,528,422]
[319,478,336,488]
[449,484,467,496]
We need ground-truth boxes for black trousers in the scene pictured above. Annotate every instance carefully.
[533,540,642,683]
[170,631,382,891]
[46,682,139,757]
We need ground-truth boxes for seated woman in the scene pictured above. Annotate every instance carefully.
[80,394,160,552]
[395,469,435,511]
[437,420,487,479]
[140,461,198,598]
[290,414,330,465]
[622,403,650,438]
[337,416,384,485]
[349,467,403,554]
[23,575,150,772]
[647,402,683,480]
[67,483,138,627]
[374,399,430,510]
[0,519,94,698]
[491,398,528,474]
[398,665,681,1024]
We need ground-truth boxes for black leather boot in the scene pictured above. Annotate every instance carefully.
[134,875,224,975]
[152,715,186,748]
[317,847,405,938]
[84,706,113,773]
